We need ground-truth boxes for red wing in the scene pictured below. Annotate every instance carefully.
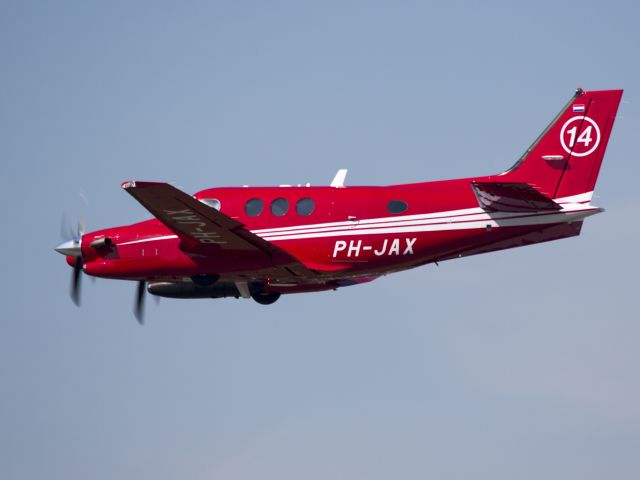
[121,181,313,277]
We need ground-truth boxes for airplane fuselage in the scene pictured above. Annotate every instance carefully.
[78,180,598,289]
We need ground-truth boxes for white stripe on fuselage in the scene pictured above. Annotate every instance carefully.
[117,235,178,246]
[260,205,599,241]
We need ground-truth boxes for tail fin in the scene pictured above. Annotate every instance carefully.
[499,89,622,200]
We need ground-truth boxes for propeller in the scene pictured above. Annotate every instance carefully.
[57,214,85,306]
[57,200,152,325]
[134,281,146,325]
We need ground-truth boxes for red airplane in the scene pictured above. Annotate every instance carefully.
[55,88,622,323]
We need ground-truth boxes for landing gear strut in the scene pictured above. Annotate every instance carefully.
[251,291,281,305]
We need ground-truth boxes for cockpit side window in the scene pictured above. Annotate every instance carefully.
[199,198,221,210]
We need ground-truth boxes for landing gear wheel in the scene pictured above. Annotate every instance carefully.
[251,291,281,305]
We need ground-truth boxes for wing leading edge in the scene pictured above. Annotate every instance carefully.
[121,181,313,277]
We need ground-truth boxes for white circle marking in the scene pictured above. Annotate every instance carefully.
[560,115,601,157]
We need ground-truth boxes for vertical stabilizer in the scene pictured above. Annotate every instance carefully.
[499,89,622,200]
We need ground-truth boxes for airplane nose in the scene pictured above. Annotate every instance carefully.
[55,239,82,257]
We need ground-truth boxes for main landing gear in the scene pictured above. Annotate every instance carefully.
[251,291,281,305]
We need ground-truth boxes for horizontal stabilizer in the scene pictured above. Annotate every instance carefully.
[470,182,561,212]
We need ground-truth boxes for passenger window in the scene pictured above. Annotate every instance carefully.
[200,198,221,210]
[387,200,408,214]
[296,197,315,216]
[245,198,264,216]
[270,198,289,216]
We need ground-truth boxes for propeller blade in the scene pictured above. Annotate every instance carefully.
[60,212,75,241]
[78,193,88,238]
[77,217,85,241]
[134,281,146,325]
[71,257,82,306]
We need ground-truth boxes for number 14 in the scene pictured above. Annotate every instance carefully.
[566,125,593,148]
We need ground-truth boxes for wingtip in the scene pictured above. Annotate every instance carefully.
[122,181,168,190]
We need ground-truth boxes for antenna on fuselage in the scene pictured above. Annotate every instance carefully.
[330,169,348,187]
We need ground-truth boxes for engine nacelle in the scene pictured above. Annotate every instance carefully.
[147,282,240,299]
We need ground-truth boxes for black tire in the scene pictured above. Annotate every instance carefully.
[251,291,281,305]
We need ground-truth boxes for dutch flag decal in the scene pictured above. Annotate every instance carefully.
[573,104,586,113]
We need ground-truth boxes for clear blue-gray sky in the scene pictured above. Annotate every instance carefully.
[1,1,639,479]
